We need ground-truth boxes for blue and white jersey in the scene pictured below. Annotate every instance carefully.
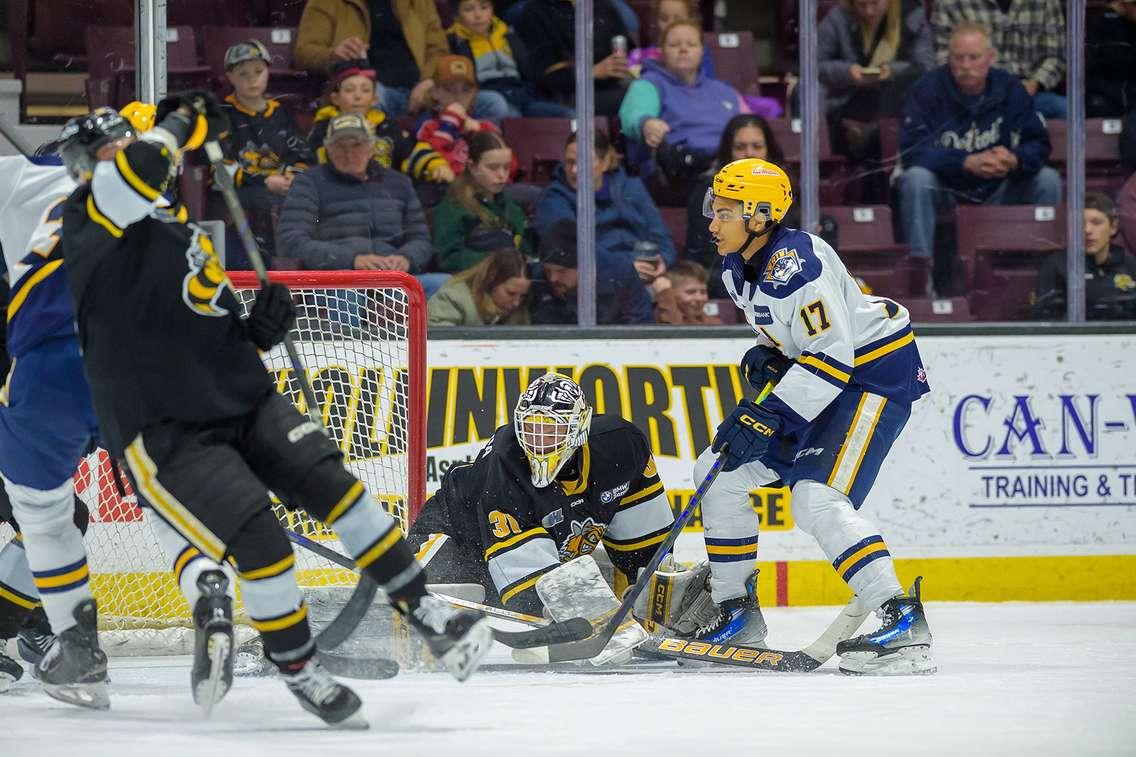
[0,156,77,357]
[721,224,929,431]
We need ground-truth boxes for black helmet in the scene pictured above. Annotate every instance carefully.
[49,107,136,179]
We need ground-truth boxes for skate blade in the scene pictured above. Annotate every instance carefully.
[441,618,493,682]
[839,645,937,676]
[43,679,110,710]
[331,712,370,730]
[0,672,18,692]
[194,633,233,717]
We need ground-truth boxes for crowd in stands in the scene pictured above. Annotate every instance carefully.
[106,0,1135,323]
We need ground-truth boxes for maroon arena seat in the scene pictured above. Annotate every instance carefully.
[703,31,759,97]
[1047,118,1127,194]
[502,117,610,185]
[84,26,211,108]
[659,206,689,259]
[821,205,918,297]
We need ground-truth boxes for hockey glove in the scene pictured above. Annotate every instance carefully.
[711,400,781,472]
[246,283,296,351]
[155,90,229,149]
[739,344,792,393]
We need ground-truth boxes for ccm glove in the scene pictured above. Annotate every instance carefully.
[155,90,229,148]
[739,344,792,393]
[711,399,781,472]
[246,283,296,350]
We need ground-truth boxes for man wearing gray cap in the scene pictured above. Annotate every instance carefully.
[277,113,447,295]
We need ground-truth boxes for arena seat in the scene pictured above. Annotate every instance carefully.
[1047,118,1127,194]
[167,0,260,30]
[955,204,1066,320]
[703,31,760,97]
[821,205,917,297]
[901,296,973,322]
[201,26,322,105]
[659,206,689,259]
[502,117,610,185]
[265,0,308,27]
[84,26,211,108]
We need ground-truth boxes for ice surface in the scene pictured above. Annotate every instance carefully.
[2,601,1133,757]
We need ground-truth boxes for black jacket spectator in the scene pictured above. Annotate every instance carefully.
[1086,1,1136,117]
[1032,245,1136,320]
[276,161,432,271]
[528,265,655,325]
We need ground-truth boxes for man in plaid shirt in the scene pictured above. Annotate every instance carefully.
[931,0,1067,118]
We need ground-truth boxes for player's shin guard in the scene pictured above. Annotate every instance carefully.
[0,535,39,641]
[790,481,904,611]
[6,479,94,635]
[230,513,314,671]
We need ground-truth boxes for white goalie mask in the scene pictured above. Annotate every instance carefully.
[514,373,593,488]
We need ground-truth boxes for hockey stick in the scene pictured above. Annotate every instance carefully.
[530,381,776,664]
[0,116,36,158]
[638,597,870,673]
[201,138,323,429]
[286,529,592,649]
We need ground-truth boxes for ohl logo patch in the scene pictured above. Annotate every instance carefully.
[559,517,604,560]
[182,227,231,317]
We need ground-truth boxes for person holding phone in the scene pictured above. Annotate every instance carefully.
[814,0,934,162]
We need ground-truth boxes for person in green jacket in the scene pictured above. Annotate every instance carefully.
[431,130,533,273]
[428,248,532,325]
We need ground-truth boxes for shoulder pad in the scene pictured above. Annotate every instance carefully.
[757,228,822,300]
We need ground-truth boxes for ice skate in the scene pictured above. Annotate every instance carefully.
[282,657,367,729]
[191,569,234,716]
[401,595,492,682]
[36,599,109,710]
[692,572,767,646]
[0,648,23,691]
[17,606,55,669]
[837,577,936,676]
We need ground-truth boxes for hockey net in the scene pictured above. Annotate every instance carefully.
[62,271,426,653]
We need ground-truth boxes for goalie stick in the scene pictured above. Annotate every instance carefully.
[286,529,592,649]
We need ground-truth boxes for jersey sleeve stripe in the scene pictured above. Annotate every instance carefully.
[114,149,162,201]
[766,365,841,427]
[854,326,914,366]
[800,350,853,377]
[798,356,850,389]
[7,258,63,320]
[484,526,550,560]
[86,193,124,238]
[602,527,668,552]
[604,492,674,542]
[619,479,663,507]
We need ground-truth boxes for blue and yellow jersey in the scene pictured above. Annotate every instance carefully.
[0,157,77,358]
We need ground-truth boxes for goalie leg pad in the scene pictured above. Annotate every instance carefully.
[536,555,647,666]
[7,479,93,634]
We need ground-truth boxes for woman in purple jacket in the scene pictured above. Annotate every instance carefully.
[618,20,748,204]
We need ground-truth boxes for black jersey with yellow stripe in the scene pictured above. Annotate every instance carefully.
[60,138,272,456]
[435,414,674,614]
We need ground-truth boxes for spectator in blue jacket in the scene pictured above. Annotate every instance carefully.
[535,130,677,288]
[529,219,655,325]
[898,20,1060,295]
[276,113,449,297]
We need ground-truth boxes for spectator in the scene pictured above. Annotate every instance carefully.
[217,40,315,268]
[1120,173,1136,252]
[684,115,796,297]
[651,260,722,324]
[535,130,677,288]
[931,0,1066,119]
[1031,192,1136,320]
[628,0,709,76]
[446,0,574,117]
[517,0,633,117]
[816,0,934,161]
[308,60,454,186]
[432,130,534,272]
[619,20,749,204]
[417,55,508,177]
[529,220,655,324]
[1086,0,1136,118]
[428,248,532,325]
[898,21,1060,295]
[276,114,448,296]
[294,0,509,121]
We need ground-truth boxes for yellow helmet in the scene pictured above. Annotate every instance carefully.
[704,158,794,225]
[119,101,157,133]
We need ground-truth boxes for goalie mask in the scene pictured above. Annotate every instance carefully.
[514,373,592,488]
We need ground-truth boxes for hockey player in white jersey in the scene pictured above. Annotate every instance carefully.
[679,157,935,675]
[0,109,237,708]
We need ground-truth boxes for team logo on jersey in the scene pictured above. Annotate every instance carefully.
[600,481,630,504]
[541,508,565,529]
[182,226,231,317]
[559,517,605,560]
[763,247,802,288]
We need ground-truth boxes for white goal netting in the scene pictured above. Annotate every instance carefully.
[1,271,426,653]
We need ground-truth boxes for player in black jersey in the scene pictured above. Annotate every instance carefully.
[59,91,491,726]
[408,373,678,617]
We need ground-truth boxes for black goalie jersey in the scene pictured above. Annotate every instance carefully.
[420,415,675,613]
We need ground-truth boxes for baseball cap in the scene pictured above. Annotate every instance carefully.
[225,39,271,70]
[324,113,374,145]
[539,220,578,268]
[435,55,477,87]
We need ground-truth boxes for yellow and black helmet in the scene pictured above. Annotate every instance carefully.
[704,158,794,224]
